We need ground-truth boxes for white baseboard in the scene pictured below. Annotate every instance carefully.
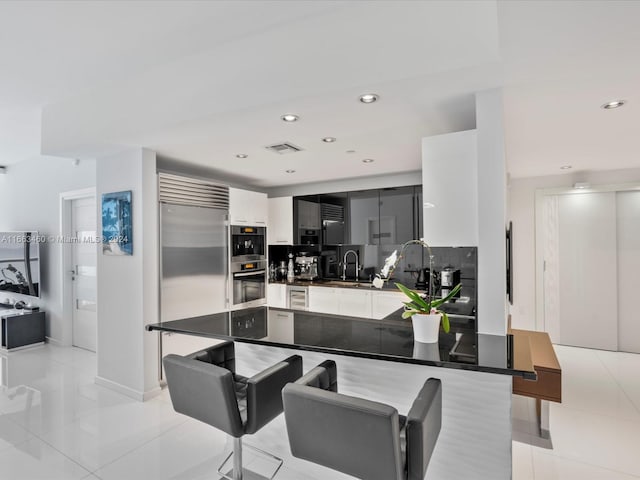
[45,336,64,347]
[94,376,163,402]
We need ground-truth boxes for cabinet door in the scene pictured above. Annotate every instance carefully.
[252,191,268,225]
[339,289,372,318]
[371,291,406,319]
[308,286,339,314]
[298,200,320,229]
[267,283,287,308]
[229,188,267,225]
[349,191,379,245]
[379,186,415,245]
[268,197,293,244]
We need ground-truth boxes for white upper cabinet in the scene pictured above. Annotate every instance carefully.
[268,197,293,244]
[229,187,267,225]
[422,130,478,246]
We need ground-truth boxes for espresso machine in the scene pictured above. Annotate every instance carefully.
[295,255,319,280]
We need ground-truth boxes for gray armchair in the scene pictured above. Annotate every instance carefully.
[163,341,303,480]
[282,360,442,480]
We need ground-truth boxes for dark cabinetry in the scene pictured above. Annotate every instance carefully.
[1,309,45,351]
[297,200,321,230]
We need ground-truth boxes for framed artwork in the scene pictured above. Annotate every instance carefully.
[102,191,133,255]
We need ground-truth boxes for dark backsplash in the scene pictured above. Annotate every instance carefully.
[268,244,477,303]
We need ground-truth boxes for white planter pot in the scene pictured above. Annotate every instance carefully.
[411,313,441,343]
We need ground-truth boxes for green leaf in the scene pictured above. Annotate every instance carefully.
[440,310,450,333]
[395,283,429,310]
[430,284,462,309]
[402,309,419,319]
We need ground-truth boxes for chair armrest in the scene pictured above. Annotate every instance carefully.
[244,354,303,434]
[188,341,237,373]
[295,360,338,392]
[406,378,442,480]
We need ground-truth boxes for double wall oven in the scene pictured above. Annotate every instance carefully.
[230,226,266,308]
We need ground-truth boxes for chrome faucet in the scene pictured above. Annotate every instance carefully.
[342,249,360,281]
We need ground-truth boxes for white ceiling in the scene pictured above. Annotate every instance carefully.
[1,0,638,186]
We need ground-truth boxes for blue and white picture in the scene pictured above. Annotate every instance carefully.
[102,191,133,255]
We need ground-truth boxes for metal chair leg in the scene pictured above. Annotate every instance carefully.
[217,436,283,480]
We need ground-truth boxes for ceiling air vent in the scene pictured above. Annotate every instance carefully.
[265,142,303,155]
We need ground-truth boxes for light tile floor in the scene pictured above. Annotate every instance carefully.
[0,343,639,479]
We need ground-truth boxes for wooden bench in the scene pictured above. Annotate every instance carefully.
[509,319,562,438]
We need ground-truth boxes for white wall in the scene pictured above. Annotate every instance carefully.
[0,156,96,343]
[95,148,160,401]
[508,167,640,330]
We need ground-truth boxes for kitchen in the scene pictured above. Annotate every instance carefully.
[151,101,517,479]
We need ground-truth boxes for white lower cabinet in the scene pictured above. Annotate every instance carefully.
[308,286,378,318]
[371,291,406,319]
[338,289,372,318]
[308,286,337,314]
[267,283,287,308]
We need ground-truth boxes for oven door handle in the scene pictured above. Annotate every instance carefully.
[233,269,266,278]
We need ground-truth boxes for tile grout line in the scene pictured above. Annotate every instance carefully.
[534,448,640,479]
[86,415,191,476]
[593,350,640,416]
[4,434,93,478]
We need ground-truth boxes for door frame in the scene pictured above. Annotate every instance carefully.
[59,187,96,347]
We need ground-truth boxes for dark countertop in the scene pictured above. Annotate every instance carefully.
[147,306,534,379]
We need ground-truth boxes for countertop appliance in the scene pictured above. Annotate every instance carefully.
[287,285,308,310]
[159,173,230,322]
[295,255,319,280]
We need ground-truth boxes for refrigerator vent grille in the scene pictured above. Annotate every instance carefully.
[321,203,344,221]
[158,173,229,209]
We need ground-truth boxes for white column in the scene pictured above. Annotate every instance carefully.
[95,147,160,400]
[475,89,507,335]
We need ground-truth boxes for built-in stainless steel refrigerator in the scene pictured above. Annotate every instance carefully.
[158,173,229,322]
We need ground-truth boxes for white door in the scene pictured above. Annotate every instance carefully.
[71,197,97,352]
[554,192,618,350]
[616,191,640,353]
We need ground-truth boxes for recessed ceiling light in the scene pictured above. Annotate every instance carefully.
[346,150,356,154]
[322,137,336,143]
[359,93,379,104]
[281,113,299,122]
[285,169,296,174]
[362,158,375,163]
[574,182,590,189]
[560,165,572,170]
[423,202,436,209]
[601,100,626,109]
[236,153,248,159]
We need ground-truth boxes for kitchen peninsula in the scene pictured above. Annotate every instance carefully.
[148,306,535,479]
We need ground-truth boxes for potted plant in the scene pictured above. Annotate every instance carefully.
[395,282,462,343]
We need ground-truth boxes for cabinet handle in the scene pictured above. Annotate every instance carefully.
[255,221,266,225]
